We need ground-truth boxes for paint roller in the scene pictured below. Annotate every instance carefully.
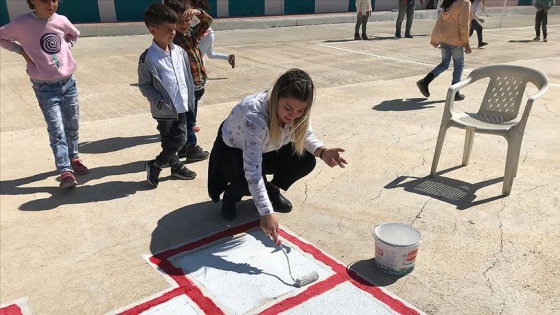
[280,246,319,287]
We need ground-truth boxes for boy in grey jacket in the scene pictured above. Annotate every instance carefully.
[138,3,197,187]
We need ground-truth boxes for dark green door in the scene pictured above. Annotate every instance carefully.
[57,0,100,23]
[229,0,265,17]
[284,0,315,14]
[114,0,154,22]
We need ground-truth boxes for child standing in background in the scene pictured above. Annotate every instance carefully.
[533,0,555,42]
[191,0,236,68]
[470,0,488,48]
[164,0,211,163]
[138,3,198,187]
[0,0,88,189]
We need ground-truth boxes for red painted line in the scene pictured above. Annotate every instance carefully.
[117,287,184,315]
[279,229,420,315]
[148,256,225,314]
[0,304,23,315]
[153,220,260,261]
[257,274,346,315]
[145,221,419,315]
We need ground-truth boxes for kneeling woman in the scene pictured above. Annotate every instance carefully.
[208,69,347,245]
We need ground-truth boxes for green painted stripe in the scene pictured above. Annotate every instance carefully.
[229,0,265,17]
[114,0,153,22]
[284,0,315,14]
[57,0,100,23]
[518,0,532,5]
[0,0,9,26]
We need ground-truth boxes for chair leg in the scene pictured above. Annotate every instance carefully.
[462,129,475,166]
[430,125,448,176]
[503,137,523,196]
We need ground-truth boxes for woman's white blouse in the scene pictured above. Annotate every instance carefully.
[221,91,325,216]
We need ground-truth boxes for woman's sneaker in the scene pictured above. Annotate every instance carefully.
[59,171,77,189]
[228,54,235,68]
[171,166,197,180]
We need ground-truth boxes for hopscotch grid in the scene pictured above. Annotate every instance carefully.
[133,220,422,315]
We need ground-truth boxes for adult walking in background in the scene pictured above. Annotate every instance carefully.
[416,0,472,100]
[355,0,372,40]
[533,0,555,42]
[470,0,487,48]
[396,0,424,38]
[208,69,347,245]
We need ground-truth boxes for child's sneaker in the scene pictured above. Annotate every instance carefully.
[59,171,77,189]
[146,160,162,187]
[533,36,540,41]
[70,158,89,175]
[171,166,197,180]
[455,91,465,101]
[478,42,488,48]
[228,54,235,68]
[543,37,548,42]
[179,145,209,162]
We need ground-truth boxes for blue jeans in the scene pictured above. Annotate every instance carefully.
[431,43,465,84]
[31,76,80,173]
[396,1,415,36]
[186,88,205,147]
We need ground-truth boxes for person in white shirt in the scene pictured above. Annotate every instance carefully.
[469,0,488,48]
[208,69,348,245]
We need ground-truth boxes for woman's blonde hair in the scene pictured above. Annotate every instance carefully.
[267,69,315,156]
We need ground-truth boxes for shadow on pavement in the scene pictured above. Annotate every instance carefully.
[384,167,505,210]
[149,199,260,259]
[79,135,160,154]
[1,161,152,211]
[347,259,402,287]
[508,39,536,43]
[372,98,444,111]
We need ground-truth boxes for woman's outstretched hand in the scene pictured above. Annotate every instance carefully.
[261,213,281,246]
[320,147,348,168]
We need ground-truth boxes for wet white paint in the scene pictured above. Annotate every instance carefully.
[282,282,398,315]
[140,295,200,315]
[170,229,335,314]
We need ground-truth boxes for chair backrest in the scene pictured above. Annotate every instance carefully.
[469,65,548,121]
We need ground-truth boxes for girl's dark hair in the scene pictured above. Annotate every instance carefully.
[26,0,34,10]
[441,0,456,11]
[144,3,178,28]
[163,0,188,13]
[191,0,210,11]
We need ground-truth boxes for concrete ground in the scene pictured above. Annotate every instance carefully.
[1,11,559,315]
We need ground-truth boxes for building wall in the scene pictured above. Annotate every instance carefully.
[0,0,535,26]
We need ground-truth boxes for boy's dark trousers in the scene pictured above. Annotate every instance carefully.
[535,10,548,38]
[218,139,317,198]
[156,112,187,169]
[185,88,205,148]
[469,19,483,44]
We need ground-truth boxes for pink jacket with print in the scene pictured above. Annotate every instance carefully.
[431,0,471,48]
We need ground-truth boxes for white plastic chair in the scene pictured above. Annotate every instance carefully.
[430,64,548,196]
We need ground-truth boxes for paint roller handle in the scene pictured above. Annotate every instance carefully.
[261,213,281,246]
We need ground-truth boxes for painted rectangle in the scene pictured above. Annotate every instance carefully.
[229,0,265,17]
[265,0,283,15]
[0,298,32,315]
[284,0,315,14]
[281,282,398,315]
[114,0,152,22]
[98,0,117,23]
[170,229,335,314]
[216,0,229,18]
[207,0,218,17]
[140,295,200,315]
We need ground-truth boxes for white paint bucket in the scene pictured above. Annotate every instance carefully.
[372,223,422,276]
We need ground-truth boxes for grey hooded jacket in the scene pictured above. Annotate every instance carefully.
[137,46,195,120]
